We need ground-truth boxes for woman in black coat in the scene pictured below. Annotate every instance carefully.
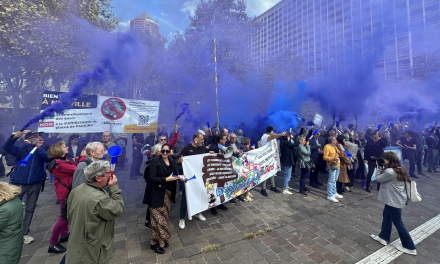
[143,144,184,254]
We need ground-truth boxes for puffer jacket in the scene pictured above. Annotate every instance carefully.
[0,197,23,264]
[296,144,311,169]
[47,156,86,201]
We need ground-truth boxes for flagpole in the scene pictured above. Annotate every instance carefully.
[214,38,219,128]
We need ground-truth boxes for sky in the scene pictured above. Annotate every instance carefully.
[111,0,282,40]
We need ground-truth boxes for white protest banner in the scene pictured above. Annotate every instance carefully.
[182,140,280,219]
[313,113,323,126]
[38,91,159,133]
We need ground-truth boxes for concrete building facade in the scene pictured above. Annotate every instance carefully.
[251,0,440,81]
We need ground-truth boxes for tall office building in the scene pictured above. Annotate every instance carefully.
[251,0,440,81]
[130,12,160,38]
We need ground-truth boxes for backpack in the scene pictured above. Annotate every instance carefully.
[405,179,422,203]
[61,158,94,221]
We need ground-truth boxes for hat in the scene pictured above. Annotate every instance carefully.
[25,131,43,139]
[211,128,219,133]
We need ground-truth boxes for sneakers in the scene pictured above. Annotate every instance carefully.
[236,195,245,202]
[370,234,387,246]
[248,193,253,198]
[299,191,308,196]
[327,196,339,203]
[194,213,206,221]
[282,188,293,195]
[244,196,253,202]
[229,198,237,204]
[260,189,268,197]
[23,235,35,244]
[270,187,282,193]
[334,193,343,199]
[145,221,151,230]
[179,219,185,229]
[287,187,295,191]
[48,243,66,253]
[395,245,417,256]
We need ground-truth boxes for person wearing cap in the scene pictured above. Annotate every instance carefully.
[2,130,51,244]
[65,160,124,264]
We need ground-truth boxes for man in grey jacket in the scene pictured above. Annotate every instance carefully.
[72,142,106,189]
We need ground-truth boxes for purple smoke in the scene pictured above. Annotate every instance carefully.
[175,102,190,122]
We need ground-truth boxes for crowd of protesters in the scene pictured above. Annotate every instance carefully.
[0,119,433,262]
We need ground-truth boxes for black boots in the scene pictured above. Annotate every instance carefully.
[151,243,165,254]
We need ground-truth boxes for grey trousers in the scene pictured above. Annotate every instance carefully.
[428,149,439,172]
[260,176,276,189]
[17,182,43,235]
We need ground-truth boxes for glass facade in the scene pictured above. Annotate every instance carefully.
[251,0,440,81]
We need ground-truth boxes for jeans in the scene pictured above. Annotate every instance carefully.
[180,188,187,220]
[366,161,378,190]
[260,176,275,189]
[299,168,308,192]
[355,153,365,180]
[428,149,439,171]
[18,182,43,235]
[309,162,319,185]
[423,149,429,166]
[327,167,340,197]
[49,199,69,244]
[347,168,356,187]
[130,154,143,177]
[283,166,292,188]
[403,151,416,176]
[378,204,416,250]
[415,149,423,173]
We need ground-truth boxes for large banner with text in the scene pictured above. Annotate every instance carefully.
[182,140,281,219]
[38,91,159,133]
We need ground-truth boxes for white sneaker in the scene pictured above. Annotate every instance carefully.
[179,219,185,229]
[370,234,387,246]
[194,213,206,221]
[327,196,339,203]
[395,245,417,256]
[23,235,35,244]
[334,193,343,199]
[282,188,293,195]
[287,187,295,191]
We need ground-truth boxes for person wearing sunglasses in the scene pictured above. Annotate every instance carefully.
[144,144,185,254]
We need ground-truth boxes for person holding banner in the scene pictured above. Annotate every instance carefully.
[144,144,185,254]
[259,126,285,197]
[177,132,211,229]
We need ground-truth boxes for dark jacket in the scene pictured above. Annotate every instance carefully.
[3,137,51,185]
[143,157,177,208]
[280,140,298,167]
[364,138,387,161]
[309,136,324,164]
[389,128,401,146]
[66,142,85,161]
[0,197,23,264]
[426,135,439,149]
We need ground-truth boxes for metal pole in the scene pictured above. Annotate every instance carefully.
[214,39,219,127]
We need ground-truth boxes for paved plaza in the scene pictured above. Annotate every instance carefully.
[2,164,440,264]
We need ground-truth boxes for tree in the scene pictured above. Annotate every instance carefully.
[0,0,117,115]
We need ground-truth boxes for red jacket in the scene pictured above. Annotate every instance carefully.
[47,156,86,200]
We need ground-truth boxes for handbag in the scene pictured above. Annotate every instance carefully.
[405,179,422,203]
[329,162,338,170]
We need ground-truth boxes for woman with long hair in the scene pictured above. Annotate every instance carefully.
[46,141,86,254]
[370,151,417,256]
[144,144,185,254]
[0,182,23,264]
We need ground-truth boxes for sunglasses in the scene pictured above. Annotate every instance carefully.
[161,149,171,154]
[160,139,167,141]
